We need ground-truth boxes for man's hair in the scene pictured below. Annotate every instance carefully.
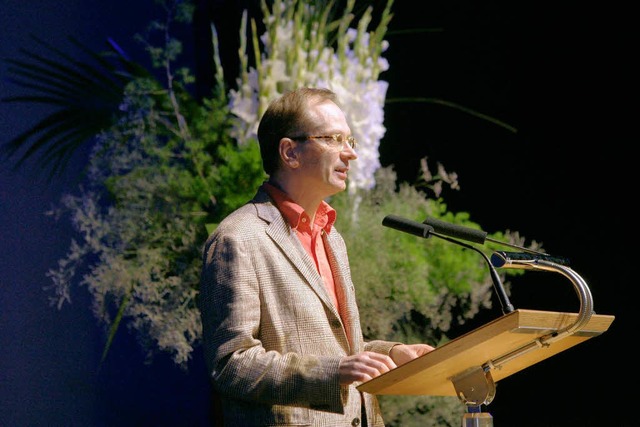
[257,87,338,175]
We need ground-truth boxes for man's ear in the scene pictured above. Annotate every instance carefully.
[279,137,300,169]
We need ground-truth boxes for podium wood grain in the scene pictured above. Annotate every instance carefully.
[357,309,615,396]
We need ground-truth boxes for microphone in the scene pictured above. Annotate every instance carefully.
[382,215,434,239]
[422,216,487,244]
[423,216,548,256]
[383,214,514,314]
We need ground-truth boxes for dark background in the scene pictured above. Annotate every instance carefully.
[1,1,634,425]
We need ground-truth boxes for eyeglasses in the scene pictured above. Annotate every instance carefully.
[291,134,357,150]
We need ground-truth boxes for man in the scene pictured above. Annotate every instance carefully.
[200,87,435,426]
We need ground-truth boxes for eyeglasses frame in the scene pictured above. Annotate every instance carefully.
[290,134,357,150]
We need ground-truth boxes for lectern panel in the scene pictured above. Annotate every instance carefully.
[357,309,615,396]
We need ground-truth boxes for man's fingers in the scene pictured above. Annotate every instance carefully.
[339,351,404,385]
[364,351,397,371]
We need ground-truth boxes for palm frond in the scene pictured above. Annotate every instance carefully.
[1,35,151,177]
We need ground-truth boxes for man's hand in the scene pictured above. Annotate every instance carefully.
[389,343,435,366]
[338,351,397,385]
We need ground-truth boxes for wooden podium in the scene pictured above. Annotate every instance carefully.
[357,252,615,426]
[357,308,614,397]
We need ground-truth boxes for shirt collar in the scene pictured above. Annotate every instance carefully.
[262,181,336,233]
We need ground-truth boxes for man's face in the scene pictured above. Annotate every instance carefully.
[297,100,358,199]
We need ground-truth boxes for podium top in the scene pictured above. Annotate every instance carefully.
[357,309,614,396]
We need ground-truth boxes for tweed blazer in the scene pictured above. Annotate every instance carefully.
[200,187,400,426]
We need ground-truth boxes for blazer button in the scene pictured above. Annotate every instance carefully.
[351,417,361,426]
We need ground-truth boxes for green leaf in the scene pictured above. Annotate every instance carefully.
[98,291,130,369]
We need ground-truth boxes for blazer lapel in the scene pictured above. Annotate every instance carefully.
[324,230,360,352]
[253,190,341,318]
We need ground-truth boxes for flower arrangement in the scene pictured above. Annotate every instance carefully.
[44,0,408,370]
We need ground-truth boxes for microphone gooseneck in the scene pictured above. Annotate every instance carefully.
[491,251,571,268]
[383,214,515,314]
[428,231,515,314]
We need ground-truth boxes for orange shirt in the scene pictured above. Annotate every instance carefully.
[263,182,340,310]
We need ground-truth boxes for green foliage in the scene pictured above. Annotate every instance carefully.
[379,395,465,427]
[333,166,496,344]
[40,2,266,366]
[46,69,266,366]
[210,141,266,219]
